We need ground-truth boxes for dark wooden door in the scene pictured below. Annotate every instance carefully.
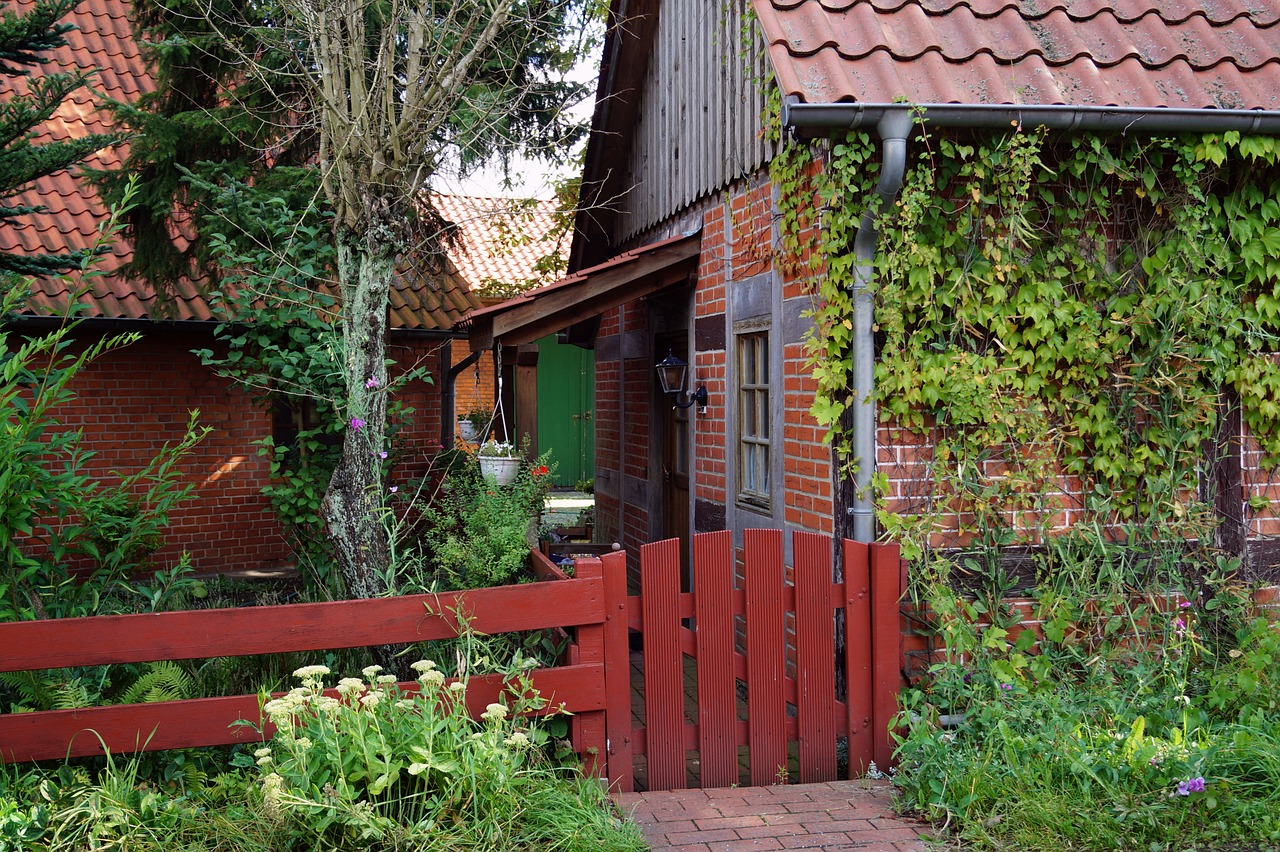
[658,335,691,584]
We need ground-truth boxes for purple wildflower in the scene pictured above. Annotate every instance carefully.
[1174,618,1186,635]
[999,683,1014,691]
[389,486,398,494]
[1179,600,1193,609]
[1176,777,1206,796]
[379,450,388,459]
[365,376,380,389]
[350,417,367,430]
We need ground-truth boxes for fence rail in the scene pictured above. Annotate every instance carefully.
[0,551,609,765]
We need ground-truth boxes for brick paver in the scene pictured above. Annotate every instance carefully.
[617,780,932,851]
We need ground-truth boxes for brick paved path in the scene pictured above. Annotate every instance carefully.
[616,779,932,851]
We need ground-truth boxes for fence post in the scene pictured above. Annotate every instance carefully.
[599,550,634,792]
[869,542,903,772]
[573,557,608,779]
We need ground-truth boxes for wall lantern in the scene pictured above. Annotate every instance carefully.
[655,350,708,412]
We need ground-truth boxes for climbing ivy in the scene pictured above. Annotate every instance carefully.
[774,122,1280,556]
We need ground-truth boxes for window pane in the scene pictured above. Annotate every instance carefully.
[736,330,771,507]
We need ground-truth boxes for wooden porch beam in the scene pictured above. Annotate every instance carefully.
[468,237,700,352]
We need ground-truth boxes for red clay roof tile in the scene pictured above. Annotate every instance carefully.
[432,194,566,293]
[755,0,1280,109]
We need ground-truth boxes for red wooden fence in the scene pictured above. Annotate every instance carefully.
[0,533,903,794]
[0,552,613,766]
[602,529,903,792]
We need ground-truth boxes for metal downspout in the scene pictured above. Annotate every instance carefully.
[844,111,913,542]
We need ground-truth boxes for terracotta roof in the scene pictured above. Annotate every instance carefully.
[754,0,1280,109]
[2,0,477,330]
[433,194,565,294]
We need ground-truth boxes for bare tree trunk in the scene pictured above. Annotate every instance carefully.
[321,220,397,600]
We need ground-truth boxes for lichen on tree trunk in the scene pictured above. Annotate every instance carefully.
[321,221,397,601]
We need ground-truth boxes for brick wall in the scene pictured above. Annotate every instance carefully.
[450,342,496,428]
[37,329,450,576]
[590,163,1280,570]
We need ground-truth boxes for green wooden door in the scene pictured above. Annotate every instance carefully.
[535,334,594,487]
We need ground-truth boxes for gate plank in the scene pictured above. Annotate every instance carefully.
[843,540,875,776]
[744,528,787,786]
[794,532,836,782]
[640,537,686,790]
[693,530,737,788]
[870,542,903,772]
[600,551,635,792]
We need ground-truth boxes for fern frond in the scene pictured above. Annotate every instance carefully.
[117,660,192,705]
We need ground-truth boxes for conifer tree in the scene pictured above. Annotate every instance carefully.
[0,0,116,276]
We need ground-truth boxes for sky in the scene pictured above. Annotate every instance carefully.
[437,41,602,201]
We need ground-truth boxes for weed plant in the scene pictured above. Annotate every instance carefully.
[893,536,1280,850]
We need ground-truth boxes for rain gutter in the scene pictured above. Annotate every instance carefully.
[782,98,1280,542]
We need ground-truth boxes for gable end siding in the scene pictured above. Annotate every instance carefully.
[618,0,774,243]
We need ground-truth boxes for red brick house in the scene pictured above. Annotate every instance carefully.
[470,0,1280,577]
[2,0,480,574]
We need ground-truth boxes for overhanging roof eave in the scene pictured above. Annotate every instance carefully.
[467,231,701,352]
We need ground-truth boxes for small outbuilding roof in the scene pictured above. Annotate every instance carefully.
[466,231,700,352]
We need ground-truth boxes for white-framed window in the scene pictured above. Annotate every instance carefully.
[737,330,770,509]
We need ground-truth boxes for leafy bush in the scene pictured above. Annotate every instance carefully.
[0,657,646,852]
[893,554,1280,850]
[416,448,555,591]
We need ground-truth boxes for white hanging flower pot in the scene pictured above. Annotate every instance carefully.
[478,455,520,486]
[457,419,479,442]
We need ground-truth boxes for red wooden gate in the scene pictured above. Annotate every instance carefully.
[585,529,902,793]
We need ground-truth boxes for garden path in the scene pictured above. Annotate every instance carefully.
[617,779,932,851]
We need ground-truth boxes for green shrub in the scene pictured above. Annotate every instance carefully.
[416,447,555,591]
[240,659,640,850]
[893,556,1280,850]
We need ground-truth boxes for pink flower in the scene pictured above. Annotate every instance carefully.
[350,417,366,430]
[389,486,398,493]
[365,376,380,389]
[1179,600,1193,609]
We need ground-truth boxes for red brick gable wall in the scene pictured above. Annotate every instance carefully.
[33,330,449,576]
